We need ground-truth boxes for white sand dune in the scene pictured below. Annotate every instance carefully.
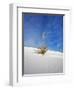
[24,47,63,74]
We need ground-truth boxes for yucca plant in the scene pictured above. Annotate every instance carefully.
[36,32,48,55]
[37,47,48,55]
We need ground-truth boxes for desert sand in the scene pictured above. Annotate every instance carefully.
[24,47,63,74]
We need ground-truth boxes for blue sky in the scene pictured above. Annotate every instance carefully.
[23,13,63,52]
